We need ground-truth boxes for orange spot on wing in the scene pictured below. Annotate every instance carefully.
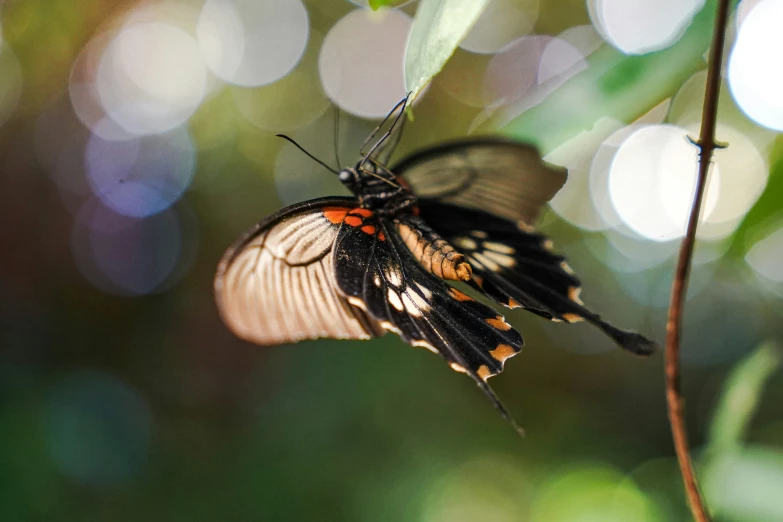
[489,344,516,362]
[449,288,474,302]
[351,208,373,217]
[486,316,512,331]
[344,216,363,227]
[360,225,376,235]
[507,298,521,308]
[323,207,349,224]
[477,365,492,381]
[378,231,386,241]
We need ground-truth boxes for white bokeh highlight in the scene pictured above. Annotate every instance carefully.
[588,0,704,54]
[197,0,309,87]
[96,22,207,135]
[728,0,783,131]
[608,124,720,242]
[319,8,411,118]
[460,0,539,54]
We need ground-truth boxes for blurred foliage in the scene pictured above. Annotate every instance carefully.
[0,0,781,521]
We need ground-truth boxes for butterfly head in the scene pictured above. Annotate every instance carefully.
[338,167,361,191]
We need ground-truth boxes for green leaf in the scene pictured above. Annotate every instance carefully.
[708,341,782,456]
[405,0,490,101]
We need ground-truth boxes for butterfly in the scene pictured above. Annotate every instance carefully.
[213,98,656,434]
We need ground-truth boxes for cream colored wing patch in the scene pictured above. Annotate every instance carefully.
[214,202,383,345]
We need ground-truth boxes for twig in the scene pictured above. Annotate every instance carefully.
[665,1,731,520]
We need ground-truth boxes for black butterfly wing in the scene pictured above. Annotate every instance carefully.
[393,138,655,355]
[392,138,567,226]
[214,197,384,345]
[418,201,656,355]
[332,210,525,432]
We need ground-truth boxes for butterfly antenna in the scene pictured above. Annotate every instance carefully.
[379,112,407,165]
[276,134,339,174]
[333,106,342,168]
[360,94,409,167]
[359,95,409,156]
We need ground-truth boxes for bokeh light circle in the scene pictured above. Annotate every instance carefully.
[608,124,720,242]
[728,0,783,131]
[557,25,605,57]
[319,8,411,118]
[736,0,765,29]
[44,370,151,486]
[85,125,196,218]
[546,118,626,232]
[484,35,586,108]
[537,37,586,85]
[484,35,553,105]
[70,32,137,141]
[197,0,309,87]
[71,201,183,296]
[232,32,329,132]
[96,22,207,135]
[588,0,704,55]
[459,0,539,54]
[422,456,531,522]
[530,464,664,521]
[588,123,643,231]
[696,124,767,225]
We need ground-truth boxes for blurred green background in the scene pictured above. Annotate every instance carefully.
[1,0,782,520]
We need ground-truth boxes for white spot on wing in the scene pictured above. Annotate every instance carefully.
[483,250,516,268]
[453,237,478,250]
[387,288,404,311]
[472,252,501,272]
[483,241,514,254]
[380,321,402,335]
[347,296,368,311]
[449,362,467,373]
[413,339,438,353]
[401,292,422,317]
[415,282,432,299]
[385,265,402,287]
[406,288,431,311]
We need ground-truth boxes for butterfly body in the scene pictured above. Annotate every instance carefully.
[215,135,656,433]
[336,164,415,215]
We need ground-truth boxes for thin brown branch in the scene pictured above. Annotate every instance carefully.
[665,1,731,521]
